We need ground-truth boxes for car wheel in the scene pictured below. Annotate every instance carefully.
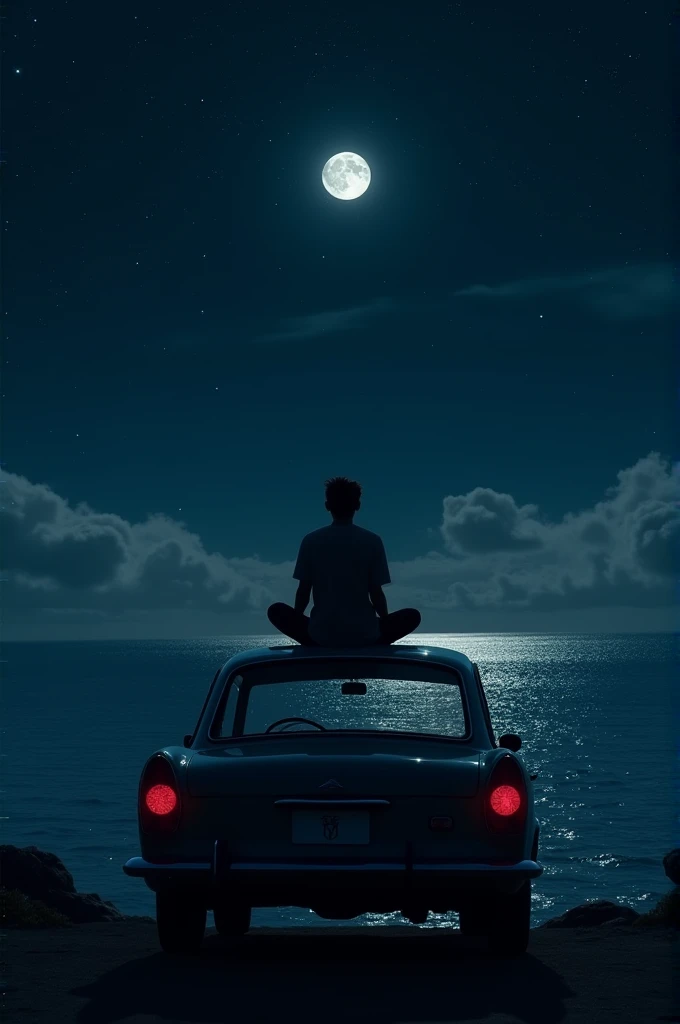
[156,890,207,954]
[213,901,251,937]
[487,880,531,956]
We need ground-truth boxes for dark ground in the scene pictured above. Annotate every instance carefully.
[1,921,677,1024]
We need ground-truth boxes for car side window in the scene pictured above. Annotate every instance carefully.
[473,663,496,747]
[221,674,243,736]
[190,668,220,743]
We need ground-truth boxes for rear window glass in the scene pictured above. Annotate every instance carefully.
[213,659,468,740]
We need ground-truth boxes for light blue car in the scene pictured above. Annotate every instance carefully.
[124,644,542,955]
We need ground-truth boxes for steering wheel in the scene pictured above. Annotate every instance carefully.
[265,716,327,734]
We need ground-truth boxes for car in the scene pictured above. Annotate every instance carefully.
[123,643,542,956]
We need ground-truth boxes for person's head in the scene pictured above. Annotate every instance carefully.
[325,476,362,521]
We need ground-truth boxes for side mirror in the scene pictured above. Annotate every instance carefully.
[183,734,193,747]
[498,733,522,752]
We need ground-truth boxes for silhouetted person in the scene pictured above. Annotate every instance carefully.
[268,477,421,647]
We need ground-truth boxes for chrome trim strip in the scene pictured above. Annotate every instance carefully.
[230,862,405,872]
[124,855,543,877]
[228,859,543,875]
[413,859,543,875]
[273,799,391,808]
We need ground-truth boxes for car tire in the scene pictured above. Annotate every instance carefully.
[486,880,531,956]
[213,901,252,937]
[156,890,207,954]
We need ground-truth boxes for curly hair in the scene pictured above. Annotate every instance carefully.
[325,476,362,518]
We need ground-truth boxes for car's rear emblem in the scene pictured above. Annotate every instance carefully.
[318,778,343,790]
[322,815,340,840]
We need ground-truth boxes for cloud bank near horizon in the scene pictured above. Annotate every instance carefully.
[2,452,677,637]
[432,452,679,611]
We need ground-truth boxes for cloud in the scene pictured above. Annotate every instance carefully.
[3,453,677,637]
[254,296,394,343]
[253,264,675,347]
[434,452,679,611]
[441,488,544,554]
[453,264,677,320]
[2,474,267,615]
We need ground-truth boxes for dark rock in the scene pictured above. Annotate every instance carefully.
[663,849,680,886]
[0,845,75,900]
[1,888,72,928]
[541,900,639,928]
[637,888,680,928]
[0,846,130,925]
[46,890,126,924]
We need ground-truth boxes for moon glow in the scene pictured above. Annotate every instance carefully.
[322,152,371,201]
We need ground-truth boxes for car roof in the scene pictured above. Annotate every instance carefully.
[220,643,475,676]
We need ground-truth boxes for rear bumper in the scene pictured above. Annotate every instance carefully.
[123,844,543,887]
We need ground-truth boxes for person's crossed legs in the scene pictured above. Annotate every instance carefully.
[378,607,421,644]
[267,603,421,647]
[267,602,315,645]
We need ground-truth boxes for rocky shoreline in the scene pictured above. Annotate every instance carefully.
[2,844,678,930]
[0,845,153,926]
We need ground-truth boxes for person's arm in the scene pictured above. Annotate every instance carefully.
[368,585,388,620]
[368,536,391,619]
[292,535,313,613]
[294,579,312,614]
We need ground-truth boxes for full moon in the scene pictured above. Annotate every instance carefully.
[322,152,371,201]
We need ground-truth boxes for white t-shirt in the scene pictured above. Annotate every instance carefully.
[293,522,391,646]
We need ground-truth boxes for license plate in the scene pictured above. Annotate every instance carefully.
[292,810,370,845]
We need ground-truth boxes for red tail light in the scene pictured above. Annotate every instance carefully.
[145,784,177,815]
[489,784,521,817]
[139,755,181,833]
[485,754,527,834]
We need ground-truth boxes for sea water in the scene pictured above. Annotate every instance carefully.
[2,633,676,928]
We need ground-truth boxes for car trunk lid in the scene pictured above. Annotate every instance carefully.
[187,735,481,798]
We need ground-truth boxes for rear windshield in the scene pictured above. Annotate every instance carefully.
[212,659,468,740]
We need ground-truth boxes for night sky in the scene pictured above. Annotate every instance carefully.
[3,2,677,638]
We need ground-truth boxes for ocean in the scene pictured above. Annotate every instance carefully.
[2,633,676,929]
